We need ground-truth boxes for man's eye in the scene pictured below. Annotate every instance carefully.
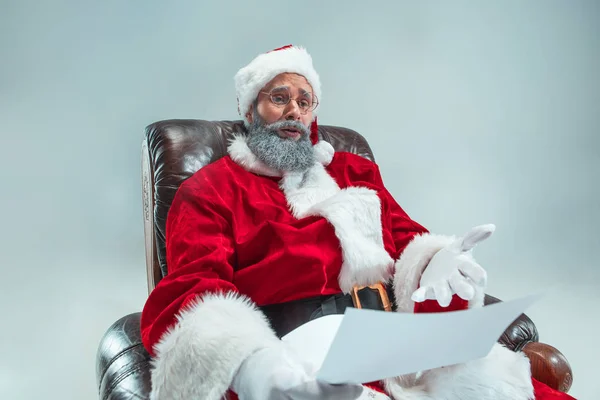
[299,99,310,108]
[272,95,286,104]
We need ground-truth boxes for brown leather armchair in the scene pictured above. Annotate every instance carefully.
[96,119,573,399]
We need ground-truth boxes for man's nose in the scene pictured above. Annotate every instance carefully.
[283,100,301,121]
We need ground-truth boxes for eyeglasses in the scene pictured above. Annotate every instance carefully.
[259,87,319,114]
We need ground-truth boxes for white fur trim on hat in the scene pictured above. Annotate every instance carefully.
[235,45,321,123]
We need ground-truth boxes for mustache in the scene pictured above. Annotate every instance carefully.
[264,119,311,138]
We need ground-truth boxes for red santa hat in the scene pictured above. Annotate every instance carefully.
[235,45,322,145]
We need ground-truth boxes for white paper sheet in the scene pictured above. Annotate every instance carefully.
[282,294,540,385]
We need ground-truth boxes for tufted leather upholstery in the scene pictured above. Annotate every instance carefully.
[96,314,152,400]
[142,120,374,290]
[96,120,571,399]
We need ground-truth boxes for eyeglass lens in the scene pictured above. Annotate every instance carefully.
[269,87,316,111]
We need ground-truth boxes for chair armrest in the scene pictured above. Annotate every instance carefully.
[485,295,573,393]
[96,312,151,400]
[523,342,573,393]
[484,295,539,351]
[94,301,573,397]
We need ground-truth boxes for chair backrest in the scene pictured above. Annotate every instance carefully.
[142,119,375,293]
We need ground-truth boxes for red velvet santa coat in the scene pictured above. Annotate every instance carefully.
[140,137,574,400]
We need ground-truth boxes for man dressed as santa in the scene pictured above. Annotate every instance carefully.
[140,45,575,400]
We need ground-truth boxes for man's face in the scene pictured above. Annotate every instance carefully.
[246,73,315,140]
[244,73,316,173]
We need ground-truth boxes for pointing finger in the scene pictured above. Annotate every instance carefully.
[460,224,495,252]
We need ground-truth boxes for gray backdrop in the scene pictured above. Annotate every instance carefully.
[1,1,598,398]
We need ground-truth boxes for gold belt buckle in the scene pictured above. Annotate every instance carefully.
[350,282,392,312]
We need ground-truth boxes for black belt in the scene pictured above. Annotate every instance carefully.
[259,283,395,338]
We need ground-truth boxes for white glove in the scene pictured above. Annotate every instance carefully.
[232,342,385,400]
[411,224,495,307]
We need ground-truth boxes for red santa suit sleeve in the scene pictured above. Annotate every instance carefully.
[351,161,475,314]
[140,178,280,400]
[383,185,476,314]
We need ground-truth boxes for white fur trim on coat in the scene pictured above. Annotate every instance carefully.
[280,166,393,292]
[149,292,279,400]
[228,134,393,293]
[305,187,394,292]
[383,343,534,400]
[279,163,341,218]
[235,45,321,124]
[393,233,485,313]
[227,134,281,177]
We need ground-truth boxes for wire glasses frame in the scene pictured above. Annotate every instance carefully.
[259,87,319,114]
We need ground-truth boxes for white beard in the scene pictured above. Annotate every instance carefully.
[246,114,315,172]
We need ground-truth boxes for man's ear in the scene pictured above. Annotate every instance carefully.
[246,104,254,123]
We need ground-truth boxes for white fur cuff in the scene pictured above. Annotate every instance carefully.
[383,344,534,400]
[149,292,279,400]
[393,233,455,313]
